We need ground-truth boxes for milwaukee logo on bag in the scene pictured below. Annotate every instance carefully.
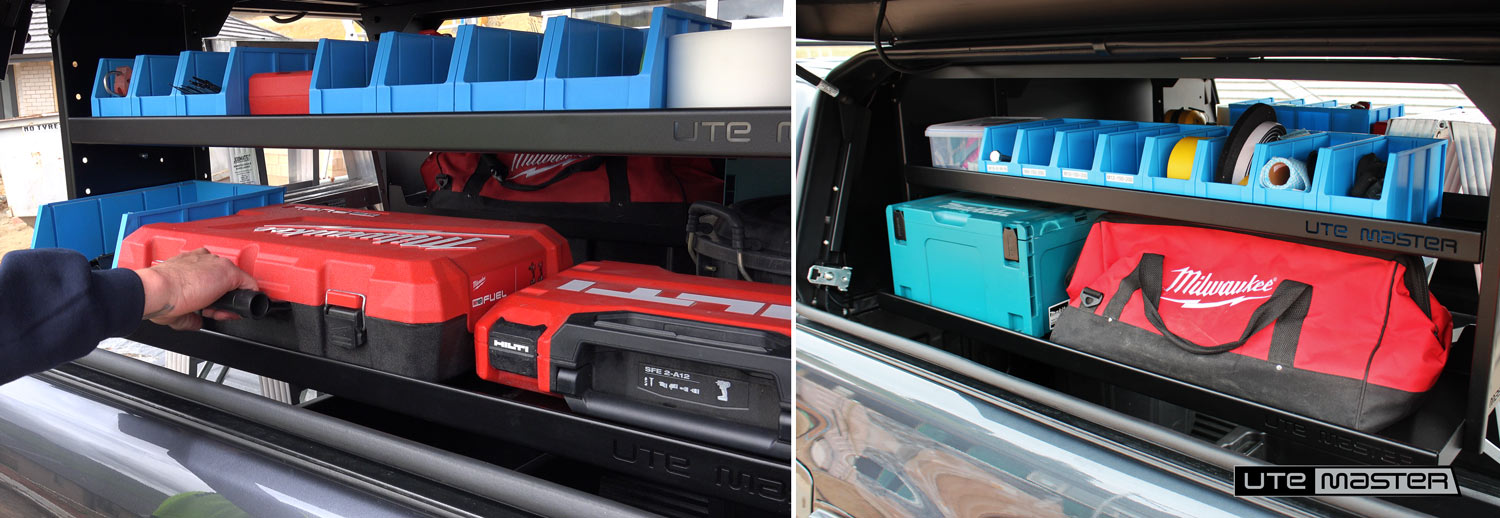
[1161,267,1277,308]
[1052,218,1452,432]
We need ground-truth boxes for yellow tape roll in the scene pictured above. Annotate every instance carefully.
[1165,108,1207,125]
[1167,137,1205,180]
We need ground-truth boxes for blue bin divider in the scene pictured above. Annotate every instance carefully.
[310,39,380,114]
[1095,125,1193,190]
[31,181,284,267]
[127,54,181,116]
[978,119,1090,175]
[175,47,315,116]
[1137,126,1229,196]
[1228,97,1404,134]
[172,51,229,115]
[1247,132,1380,210]
[1008,120,1117,179]
[1050,122,1147,184]
[1197,137,1253,203]
[1317,136,1447,223]
[91,58,144,117]
[541,7,729,110]
[447,25,546,112]
[373,31,458,113]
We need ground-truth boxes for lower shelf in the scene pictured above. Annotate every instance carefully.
[877,292,1466,465]
[125,324,791,512]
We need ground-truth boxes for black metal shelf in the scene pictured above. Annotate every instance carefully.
[66,108,791,158]
[905,165,1485,263]
[124,324,791,513]
[878,292,1466,466]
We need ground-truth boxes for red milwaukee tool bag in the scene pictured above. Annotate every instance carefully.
[1051,218,1452,432]
[420,152,721,204]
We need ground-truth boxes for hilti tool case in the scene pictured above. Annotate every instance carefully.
[116,204,571,381]
[475,261,791,457]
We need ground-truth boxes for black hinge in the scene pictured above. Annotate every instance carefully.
[325,306,366,349]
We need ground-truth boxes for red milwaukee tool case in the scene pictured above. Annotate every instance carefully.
[116,204,571,381]
[475,261,791,457]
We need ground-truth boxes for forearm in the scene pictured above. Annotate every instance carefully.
[0,249,145,384]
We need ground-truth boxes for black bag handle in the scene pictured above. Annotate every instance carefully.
[687,201,746,250]
[1102,253,1312,359]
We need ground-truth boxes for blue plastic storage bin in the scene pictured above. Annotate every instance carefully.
[1093,125,1201,190]
[31,181,284,267]
[541,7,728,110]
[174,47,315,116]
[1228,98,1404,134]
[1247,132,1380,210]
[127,54,181,116]
[447,25,546,112]
[1315,136,1448,223]
[1196,137,1253,203]
[1050,122,1148,184]
[1005,120,1122,180]
[91,58,143,117]
[1135,126,1230,196]
[310,39,380,114]
[887,193,1102,337]
[975,119,1097,175]
[373,31,458,113]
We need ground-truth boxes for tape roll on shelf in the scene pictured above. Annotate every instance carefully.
[1164,108,1207,125]
[666,27,792,108]
[1218,103,1285,186]
[1259,157,1310,191]
[1167,137,1205,180]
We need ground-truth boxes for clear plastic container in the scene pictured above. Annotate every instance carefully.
[925,117,1033,171]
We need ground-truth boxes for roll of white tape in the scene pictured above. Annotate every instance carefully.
[667,27,792,108]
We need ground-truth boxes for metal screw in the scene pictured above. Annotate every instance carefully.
[832,186,839,192]
[1275,365,1283,371]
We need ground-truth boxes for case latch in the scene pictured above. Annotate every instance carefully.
[807,265,852,291]
[324,290,366,349]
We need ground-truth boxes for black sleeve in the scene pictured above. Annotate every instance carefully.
[0,248,145,385]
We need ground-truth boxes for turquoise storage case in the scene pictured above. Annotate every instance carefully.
[887,193,1101,337]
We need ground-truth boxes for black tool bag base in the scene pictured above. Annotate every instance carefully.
[208,304,472,382]
[1052,306,1424,432]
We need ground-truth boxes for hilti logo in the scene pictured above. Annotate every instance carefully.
[1162,267,1277,309]
[493,339,530,354]
[252,225,508,250]
[557,280,791,321]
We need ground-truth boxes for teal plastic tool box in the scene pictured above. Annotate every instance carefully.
[887,193,1102,337]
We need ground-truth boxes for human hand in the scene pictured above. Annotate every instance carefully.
[133,248,258,331]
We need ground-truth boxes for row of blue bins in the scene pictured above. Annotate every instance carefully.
[31,181,284,268]
[929,117,1448,224]
[90,7,728,116]
[1227,98,1403,134]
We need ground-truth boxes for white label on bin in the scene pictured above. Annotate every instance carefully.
[990,164,1009,173]
[1049,300,1068,329]
[1105,173,1136,184]
[1062,169,1089,180]
[1022,167,1047,177]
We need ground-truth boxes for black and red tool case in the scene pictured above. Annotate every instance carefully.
[474,261,791,457]
[116,204,571,381]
